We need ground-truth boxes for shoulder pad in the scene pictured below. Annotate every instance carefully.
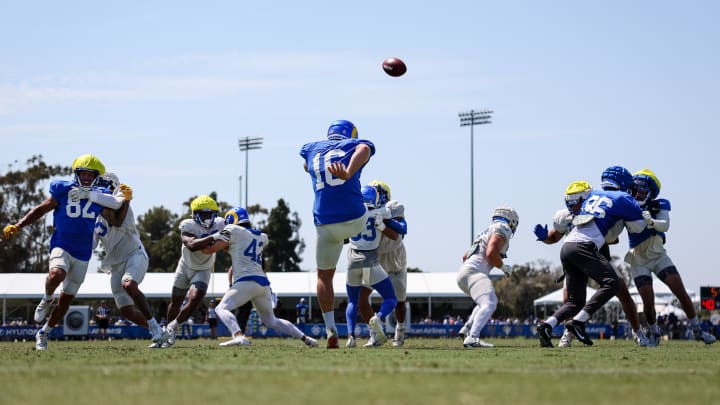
[490,222,513,241]
[656,199,671,210]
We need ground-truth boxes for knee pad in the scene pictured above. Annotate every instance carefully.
[657,266,678,282]
[634,275,653,288]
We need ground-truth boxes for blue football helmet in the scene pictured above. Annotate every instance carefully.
[361,185,380,208]
[600,166,633,192]
[369,180,391,206]
[225,207,250,225]
[327,120,358,140]
[631,169,661,206]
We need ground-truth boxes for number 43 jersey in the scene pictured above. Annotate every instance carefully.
[222,224,269,281]
[49,180,106,261]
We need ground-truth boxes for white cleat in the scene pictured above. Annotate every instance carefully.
[35,330,48,351]
[368,315,388,345]
[346,336,357,348]
[634,329,650,347]
[150,326,168,343]
[558,329,573,348]
[463,336,494,348]
[33,297,54,323]
[148,342,163,348]
[363,336,384,348]
[219,335,251,347]
[303,336,318,348]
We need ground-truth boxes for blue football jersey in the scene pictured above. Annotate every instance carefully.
[575,190,644,237]
[300,138,375,225]
[49,180,106,261]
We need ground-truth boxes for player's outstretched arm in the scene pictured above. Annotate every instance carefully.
[6,197,58,238]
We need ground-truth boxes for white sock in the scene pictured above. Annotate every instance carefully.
[573,310,590,323]
[167,320,178,331]
[148,318,159,329]
[42,324,53,333]
[545,316,558,327]
[322,311,336,331]
[43,294,53,301]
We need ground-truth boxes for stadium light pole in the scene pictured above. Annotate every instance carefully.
[238,136,263,208]
[459,109,493,244]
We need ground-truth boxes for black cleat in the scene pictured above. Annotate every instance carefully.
[565,320,593,346]
[537,323,553,348]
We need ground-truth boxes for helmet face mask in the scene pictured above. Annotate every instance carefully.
[98,172,120,192]
[327,120,358,140]
[71,154,105,188]
[631,169,661,206]
[190,195,219,228]
[369,180,391,205]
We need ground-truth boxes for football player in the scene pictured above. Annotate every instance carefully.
[344,185,397,348]
[456,206,519,348]
[299,120,374,348]
[356,180,409,347]
[201,207,317,348]
[534,168,648,347]
[3,154,129,350]
[537,177,647,348]
[625,169,716,345]
[93,172,166,345]
[160,194,225,347]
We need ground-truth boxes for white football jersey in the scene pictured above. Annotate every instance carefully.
[95,204,147,266]
[223,224,269,282]
[349,206,390,251]
[462,221,512,274]
[178,217,225,271]
[377,200,405,254]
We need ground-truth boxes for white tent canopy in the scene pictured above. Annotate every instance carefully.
[0,272,469,300]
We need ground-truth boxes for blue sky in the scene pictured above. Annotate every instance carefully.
[2,1,719,293]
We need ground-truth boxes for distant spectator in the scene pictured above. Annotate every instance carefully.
[95,300,110,340]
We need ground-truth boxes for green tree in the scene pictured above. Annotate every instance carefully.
[137,206,181,272]
[0,155,71,273]
[261,199,305,272]
[494,260,561,320]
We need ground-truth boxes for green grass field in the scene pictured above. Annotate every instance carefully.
[1,337,717,405]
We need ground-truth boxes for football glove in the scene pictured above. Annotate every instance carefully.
[68,187,90,201]
[118,184,133,201]
[533,224,549,241]
[642,211,655,227]
[373,213,386,232]
[3,224,19,239]
[212,230,230,243]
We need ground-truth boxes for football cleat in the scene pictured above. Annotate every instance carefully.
[326,328,339,349]
[363,336,384,348]
[558,328,573,348]
[35,329,48,351]
[565,320,593,346]
[33,297,54,323]
[693,328,717,345]
[537,323,553,348]
[463,336,494,348]
[634,329,650,347]
[392,327,406,347]
[368,315,388,345]
[303,336,318,348]
[219,335,251,347]
[345,336,357,348]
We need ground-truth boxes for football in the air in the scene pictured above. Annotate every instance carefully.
[382,57,407,77]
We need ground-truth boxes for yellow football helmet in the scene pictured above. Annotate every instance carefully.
[191,195,219,228]
[71,154,105,187]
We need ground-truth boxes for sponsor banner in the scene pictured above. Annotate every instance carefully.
[0,323,627,340]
